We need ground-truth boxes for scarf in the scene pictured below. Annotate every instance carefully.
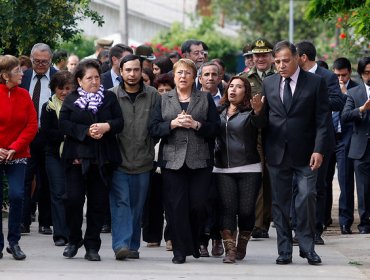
[74,85,104,114]
[46,94,63,118]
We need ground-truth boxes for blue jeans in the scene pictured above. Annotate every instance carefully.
[0,163,26,251]
[110,170,150,252]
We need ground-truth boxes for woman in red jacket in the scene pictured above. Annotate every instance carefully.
[0,55,38,260]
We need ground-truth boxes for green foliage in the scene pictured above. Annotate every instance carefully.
[306,0,370,40]
[212,0,328,44]
[58,36,95,59]
[0,0,104,56]
[151,17,240,71]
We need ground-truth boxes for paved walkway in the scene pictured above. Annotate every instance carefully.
[1,181,369,279]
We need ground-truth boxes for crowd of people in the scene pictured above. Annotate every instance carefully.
[0,36,370,266]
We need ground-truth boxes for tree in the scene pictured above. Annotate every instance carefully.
[306,0,370,40]
[211,0,328,44]
[0,0,104,56]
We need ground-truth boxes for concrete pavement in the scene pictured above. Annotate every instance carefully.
[1,181,369,279]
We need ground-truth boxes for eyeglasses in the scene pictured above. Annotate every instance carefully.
[32,59,51,66]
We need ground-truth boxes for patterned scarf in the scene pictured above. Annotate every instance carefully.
[74,85,104,114]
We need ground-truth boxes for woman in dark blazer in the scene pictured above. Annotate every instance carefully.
[149,58,220,264]
[59,59,123,261]
[40,70,73,247]
[213,76,265,263]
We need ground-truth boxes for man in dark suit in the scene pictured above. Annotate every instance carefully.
[101,44,133,91]
[326,57,358,234]
[20,43,57,235]
[263,41,329,265]
[295,41,346,245]
[342,57,370,234]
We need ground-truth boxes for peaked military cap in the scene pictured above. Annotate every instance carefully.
[251,38,274,53]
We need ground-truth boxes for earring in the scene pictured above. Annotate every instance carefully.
[5,80,8,84]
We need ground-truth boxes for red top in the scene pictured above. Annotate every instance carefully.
[0,84,38,159]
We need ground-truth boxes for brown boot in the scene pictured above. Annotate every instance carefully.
[236,231,251,260]
[222,230,236,263]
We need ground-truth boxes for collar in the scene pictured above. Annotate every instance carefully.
[32,69,51,80]
[111,68,119,81]
[285,66,300,84]
[308,63,318,74]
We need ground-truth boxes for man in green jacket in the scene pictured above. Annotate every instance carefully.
[109,54,159,260]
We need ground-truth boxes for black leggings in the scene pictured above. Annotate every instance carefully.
[216,172,261,232]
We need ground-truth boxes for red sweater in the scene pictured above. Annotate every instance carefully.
[0,84,38,159]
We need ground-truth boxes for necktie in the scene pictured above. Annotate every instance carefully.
[116,76,123,83]
[283,77,292,111]
[262,72,266,80]
[32,74,44,117]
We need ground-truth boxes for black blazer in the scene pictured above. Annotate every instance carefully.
[101,70,114,91]
[59,90,124,166]
[342,83,370,159]
[262,69,330,166]
[40,101,64,156]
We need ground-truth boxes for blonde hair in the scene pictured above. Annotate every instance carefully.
[173,58,197,79]
[0,55,20,84]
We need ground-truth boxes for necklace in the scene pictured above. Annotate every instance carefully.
[179,95,191,102]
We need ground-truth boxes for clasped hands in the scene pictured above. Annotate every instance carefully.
[0,148,16,162]
[88,122,110,140]
[171,111,199,130]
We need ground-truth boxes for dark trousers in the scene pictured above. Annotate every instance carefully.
[326,132,355,227]
[22,136,52,228]
[268,157,317,255]
[142,171,169,243]
[45,154,69,242]
[162,165,212,258]
[353,142,370,231]
[0,163,26,251]
[216,172,261,232]
[65,163,110,250]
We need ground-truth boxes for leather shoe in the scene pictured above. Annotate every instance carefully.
[315,233,325,245]
[63,241,83,258]
[192,249,200,259]
[6,244,26,260]
[54,238,67,246]
[115,247,130,260]
[172,256,186,264]
[101,224,111,233]
[299,250,322,265]
[39,226,53,235]
[252,228,269,238]
[276,253,292,264]
[340,225,352,234]
[199,245,210,257]
[358,227,370,234]
[127,250,140,259]
[84,249,101,261]
[211,239,224,256]
[292,235,299,246]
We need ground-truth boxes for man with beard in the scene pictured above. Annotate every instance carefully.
[109,54,159,260]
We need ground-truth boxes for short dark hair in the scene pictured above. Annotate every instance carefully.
[53,50,68,64]
[73,59,101,87]
[199,62,220,76]
[153,56,173,74]
[210,58,225,71]
[296,41,316,61]
[168,51,181,60]
[109,44,133,65]
[333,57,351,72]
[153,73,175,89]
[181,39,204,54]
[49,70,73,92]
[119,54,142,69]
[18,55,32,69]
[357,57,370,76]
[317,60,329,69]
[273,41,297,57]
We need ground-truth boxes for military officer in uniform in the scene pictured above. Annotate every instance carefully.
[240,38,275,239]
